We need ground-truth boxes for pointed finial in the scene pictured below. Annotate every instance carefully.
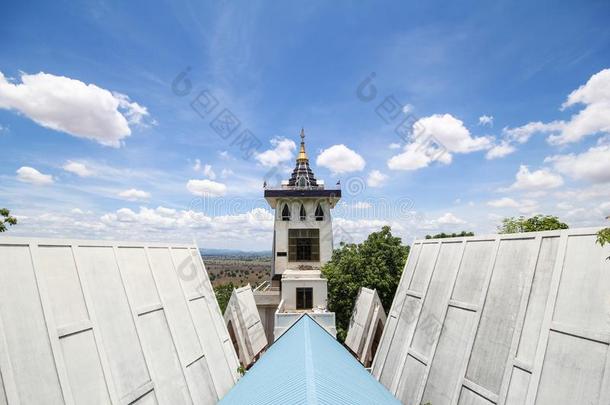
[297,128,308,162]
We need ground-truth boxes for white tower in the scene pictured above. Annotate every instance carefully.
[259,129,341,339]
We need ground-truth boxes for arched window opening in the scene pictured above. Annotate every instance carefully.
[315,203,324,221]
[300,204,306,221]
[281,204,291,221]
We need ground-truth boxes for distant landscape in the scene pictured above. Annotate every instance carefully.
[201,249,272,288]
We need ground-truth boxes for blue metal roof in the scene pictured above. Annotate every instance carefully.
[220,314,400,404]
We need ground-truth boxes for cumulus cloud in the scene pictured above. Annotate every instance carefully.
[487,197,539,214]
[479,115,494,126]
[436,212,466,224]
[487,197,520,208]
[503,69,610,146]
[255,137,296,167]
[387,141,452,171]
[316,144,366,174]
[486,141,516,159]
[504,165,563,191]
[0,71,149,147]
[367,170,388,187]
[118,188,151,201]
[388,114,491,171]
[193,159,202,171]
[62,161,93,177]
[388,142,401,149]
[16,166,53,185]
[415,114,492,153]
[544,144,610,183]
[100,206,273,235]
[186,179,227,197]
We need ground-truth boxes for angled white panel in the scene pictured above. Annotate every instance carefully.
[37,245,89,328]
[0,245,63,404]
[535,332,607,404]
[0,237,237,405]
[451,240,495,305]
[185,358,218,405]
[60,330,111,404]
[76,245,151,401]
[422,307,475,405]
[411,241,463,358]
[116,247,161,310]
[516,236,559,364]
[375,228,610,405]
[466,238,537,394]
[139,310,192,404]
[147,247,203,365]
[553,234,610,333]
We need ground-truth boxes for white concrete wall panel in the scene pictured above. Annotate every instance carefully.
[223,286,267,368]
[373,228,610,405]
[77,246,152,402]
[0,245,64,404]
[345,287,386,366]
[0,237,238,404]
[422,306,475,405]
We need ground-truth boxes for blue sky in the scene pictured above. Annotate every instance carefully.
[1,0,609,249]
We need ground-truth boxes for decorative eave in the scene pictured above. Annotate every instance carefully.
[264,189,341,208]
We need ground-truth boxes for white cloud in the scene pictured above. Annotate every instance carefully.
[387,141,452,171]
[16,166,53,185]
[367,170,387,187]
[479,115,494,126]
[486,141,516,159]
[388,113,491,171]
[203,164,216,180]
[0,71,149,147]
[186,179,227,197]
[193,159,202,171]
[388,142,401,149]
[487,197,520,208]
[118,188,151,201]
[503,69,610,146]
[255,137,296,167]
[545,144,610,183]
[503,121,564,144]
[436,212,466,225]
[62,161,93,177]
[487,197,539,214]
[221,168,234,178]
[504,165,563,191]
[415,114,492,153]
[402,104,414,114]
[316,144,366,174]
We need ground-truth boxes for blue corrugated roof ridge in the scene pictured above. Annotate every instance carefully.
[219,314,400,404]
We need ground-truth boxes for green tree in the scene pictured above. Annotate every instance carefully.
[425,231,474,239]
[214,282,235,313]
[0,208,17,232]
[498,215,568,234]
[322,226,410,342]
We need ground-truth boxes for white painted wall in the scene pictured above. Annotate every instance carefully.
[0,236,240,405]
[372,228,610,405]
[272,199,334,276]
[280,276,328,311]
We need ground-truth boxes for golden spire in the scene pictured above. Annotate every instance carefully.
[297,128,308,162]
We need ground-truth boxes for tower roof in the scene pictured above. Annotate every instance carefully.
[288,128,318,188]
